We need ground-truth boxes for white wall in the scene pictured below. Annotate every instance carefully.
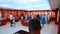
[48,0,60,10]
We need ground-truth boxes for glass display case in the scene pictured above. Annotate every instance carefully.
[0,10,6,26]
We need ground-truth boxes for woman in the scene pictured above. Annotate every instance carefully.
[40,14,45,27]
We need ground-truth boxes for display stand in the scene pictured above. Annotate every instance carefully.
[0,20,6,26]
[21,20,28,26]
[0,18,7,26]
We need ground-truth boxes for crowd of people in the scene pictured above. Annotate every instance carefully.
[9,13,50,27]
[8,12,51,34]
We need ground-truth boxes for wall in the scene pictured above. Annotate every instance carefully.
[48,0,60,10]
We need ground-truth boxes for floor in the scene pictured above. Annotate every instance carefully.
[0,21,58,34]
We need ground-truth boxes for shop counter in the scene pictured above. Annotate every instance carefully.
[0,20,6,26]
[21,20,29,26]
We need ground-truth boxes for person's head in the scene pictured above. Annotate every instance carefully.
[29,18,41,34]
[36,14,39,19]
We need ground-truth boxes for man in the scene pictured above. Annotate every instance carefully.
[14,18,41,34]
[9,13,14,27]
[36,14,40,19]
[46,13,50,24]
[29,18,41,34]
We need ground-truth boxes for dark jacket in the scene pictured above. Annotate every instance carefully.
[13,30,29,34]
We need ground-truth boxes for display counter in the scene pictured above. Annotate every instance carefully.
[0,18,6,26]
[21,19,29,26]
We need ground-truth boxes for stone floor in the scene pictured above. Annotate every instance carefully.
[0,21,58,34]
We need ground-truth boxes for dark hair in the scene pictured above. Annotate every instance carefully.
[29,18,41,31]
[36,14,39,19]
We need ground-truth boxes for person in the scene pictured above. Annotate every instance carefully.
[36,14,39,19]
[46,13,50,24]
[31,15,34,19]
[25,14,28,22]
[14,18,41,34]
[13,16,15,27]
[40,14,45,27]
[9,13,14,27]
[25,14,31,22]
[27,14,31,20]
[32,15,36,19]
[29,18,41,34]
[39,15,41,20]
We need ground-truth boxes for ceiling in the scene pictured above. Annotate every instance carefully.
[0,0,60,10]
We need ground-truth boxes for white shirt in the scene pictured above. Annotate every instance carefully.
[9,15,14,20]
[46,14,50,20]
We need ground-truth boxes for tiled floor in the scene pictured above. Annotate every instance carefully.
[0,21,58,34]
[41,21,58,34]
